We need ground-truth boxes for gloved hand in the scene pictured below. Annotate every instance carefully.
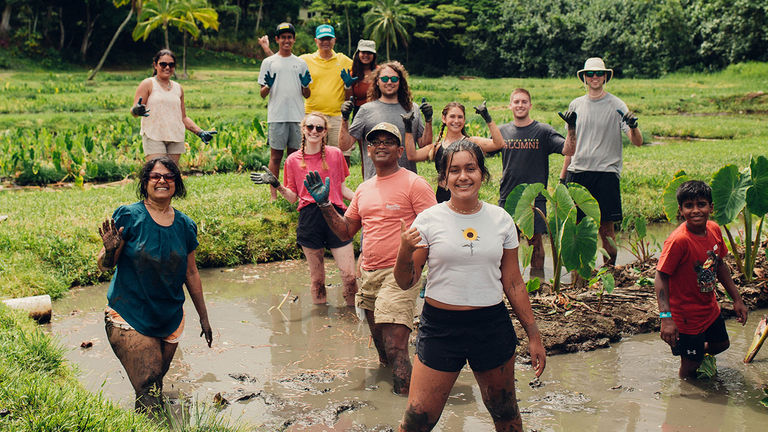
[250,165,280,188]
[264,71,276,88]
[559,177,567,186]
[558,111,577,129]
[304,171,331,207]
[400,111,415,133]
[341,96,355,121]
[419,97,432,123]
[474,100,492,123]
[340,68,358,88]
[197,130,217,143]
[131,97,150,117]
[617,109,638,129]
[299,70,312,88]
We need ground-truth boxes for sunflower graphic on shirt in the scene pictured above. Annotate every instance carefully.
[462,228,479,255]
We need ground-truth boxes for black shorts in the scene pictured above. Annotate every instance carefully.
[296,204,351,250]
[671,315,728,362]
[566,171,622,222]
[417,302,518,373]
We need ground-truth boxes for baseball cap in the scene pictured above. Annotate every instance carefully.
[275,22,295,37]
[356,40,376,54]
[365,122,402,146]
[315,24,335,39]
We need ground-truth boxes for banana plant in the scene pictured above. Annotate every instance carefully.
[504,182,601,293]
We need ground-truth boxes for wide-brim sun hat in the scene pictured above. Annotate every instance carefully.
[577,57,613,83]
[315,24,335,39]
[365,122,402,146]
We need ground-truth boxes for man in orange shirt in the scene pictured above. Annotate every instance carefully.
[304,122,437,395]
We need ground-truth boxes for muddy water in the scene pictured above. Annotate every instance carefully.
[51,256,768,431]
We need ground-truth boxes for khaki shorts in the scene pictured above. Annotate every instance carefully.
[324,115,352,157]
[142,135,186,155]
[357,267,420,330]
[104,306,185,344]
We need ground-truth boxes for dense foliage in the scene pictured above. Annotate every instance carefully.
[1,0,767,77]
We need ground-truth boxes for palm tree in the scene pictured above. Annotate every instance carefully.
[363,0,414,61]
[132,0,183,50]
[174,0,219,78]
[87,0,144,81]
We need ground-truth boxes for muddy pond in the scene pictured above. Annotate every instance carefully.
[50,252,768,431]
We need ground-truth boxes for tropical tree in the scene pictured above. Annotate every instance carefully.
[87,0,144,81]
[174,0,219,78]
[132,0,182,50]
[363,0,414,60]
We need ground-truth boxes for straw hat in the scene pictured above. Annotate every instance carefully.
[577,57,613,83]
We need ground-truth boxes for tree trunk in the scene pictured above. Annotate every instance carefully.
[345,5,351,55]
[87,8,134,81]
[80,7,99,62]
[58,7,65,50]
[234,0,240,37]
[182,32,188,79]
[255,0,263,34]
[0,3,11,40]
[163,26,169,49]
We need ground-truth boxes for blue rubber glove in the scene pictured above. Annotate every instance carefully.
[304,171,331,207]
[299,70,312,88]
[131,97,150,117]
[340,68,358,89]
[617,109,638,129]
[197,130,217,143]
[264,71,276,88]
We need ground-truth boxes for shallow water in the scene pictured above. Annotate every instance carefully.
[50,256,768,431]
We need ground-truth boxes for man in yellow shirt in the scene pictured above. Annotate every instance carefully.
[299,25,353,151]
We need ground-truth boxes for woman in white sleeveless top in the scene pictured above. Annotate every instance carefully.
[131,49,217,164]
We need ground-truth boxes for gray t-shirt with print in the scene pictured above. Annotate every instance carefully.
[349,99,424,180]
[567,92,630,175]
[258,54,309,123]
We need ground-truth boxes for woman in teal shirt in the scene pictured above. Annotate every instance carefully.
[97,156,213,413]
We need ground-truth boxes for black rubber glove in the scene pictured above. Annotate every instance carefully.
[474,100,492,123]
[264,71,276,88]
[419,97,432,123]
[197,130,217,143]
[250,165,280,188]
[401,111,415,133]
[131,97,149,117]
[617,109,638,129]
[558,111,577,130]
[341,96,355,121]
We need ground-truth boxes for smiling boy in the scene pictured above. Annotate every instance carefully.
[655,180,748,378]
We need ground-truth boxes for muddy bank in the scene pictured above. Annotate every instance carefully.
[512,255,768,356]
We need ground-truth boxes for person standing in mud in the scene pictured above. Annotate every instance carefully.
[482,88,575,278]
[655,180,747,378]
[97,156,213,413]
[259,22,312,201]
[559,57,643,266]
[304,122,437,394]
[394,140,545,431]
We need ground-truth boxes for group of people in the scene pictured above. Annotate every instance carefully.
[99,22,749,430]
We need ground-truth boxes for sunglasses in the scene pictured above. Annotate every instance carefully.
[367,139,398,147]
[158,62,176,69]
[584,71,605,77]
[379,76,399,83]
[305,124,325,132]
[149,172,176,182]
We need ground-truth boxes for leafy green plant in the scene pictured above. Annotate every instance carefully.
[620,215,659,263]
[589,267,615,312]
[505,182,601,293]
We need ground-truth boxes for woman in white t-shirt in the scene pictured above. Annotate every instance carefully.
[130,49,217,164]
[393,139,546,431]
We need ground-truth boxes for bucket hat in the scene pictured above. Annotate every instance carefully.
[365,122,402,146]
[577,57,613,83]
[356,40,376,54]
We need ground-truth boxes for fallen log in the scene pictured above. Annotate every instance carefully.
[2,295,52,323]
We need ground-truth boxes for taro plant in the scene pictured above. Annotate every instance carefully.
[504,182,601,293]
[589,267,615,312]
[620,215,658,263]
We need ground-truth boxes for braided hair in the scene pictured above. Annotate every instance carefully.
[429,102,468,161]
[299,112,329,171]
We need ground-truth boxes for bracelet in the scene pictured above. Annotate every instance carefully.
[659,311,672,318]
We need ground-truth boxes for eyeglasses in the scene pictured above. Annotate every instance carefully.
[149,172,176,182]
[305,124,325,132]
[584,71,605,77]
[379,76,399,83]
[158,62,176,69]
[367,139,398,147]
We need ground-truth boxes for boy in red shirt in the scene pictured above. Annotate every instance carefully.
[655,180,748,378]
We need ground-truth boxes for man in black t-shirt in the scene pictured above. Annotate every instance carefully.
[489,88,575,277]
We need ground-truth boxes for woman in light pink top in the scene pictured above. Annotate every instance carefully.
[131,49,217,164]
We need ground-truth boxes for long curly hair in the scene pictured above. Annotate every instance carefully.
[367,61,412,112]
[299,112,329,170]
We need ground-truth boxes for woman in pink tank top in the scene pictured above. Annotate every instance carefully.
[130,49,217,165]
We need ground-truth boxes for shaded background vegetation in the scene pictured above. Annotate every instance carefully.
[1,0,767,77]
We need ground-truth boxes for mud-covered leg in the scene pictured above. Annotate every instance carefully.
[399,356,459,432]
[302,246,327,304]
[473,356,523,431]
[330,243,358,307]
[365,310,388,365]
[381,323,413,394]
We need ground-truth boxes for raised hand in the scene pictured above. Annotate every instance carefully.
[99,218,124,251]
[304,171,330,207]
[200,316,213,348]
[419,97,433,123]
[250,165,280,188]
[264,70,276,88]
[400,219,426,255]
[340,68,358,88]
[474,100,492,123]
[197,130,217,143]
[131,97,149,117]
[558,110,577,129]
[341,96,355,121]
[299,69,312,88]
[617,109,638,129]
[400,110,415,133]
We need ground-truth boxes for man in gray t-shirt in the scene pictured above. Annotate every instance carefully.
[560,57,643,265]
[339,61,432,180]
[488,88,575,277]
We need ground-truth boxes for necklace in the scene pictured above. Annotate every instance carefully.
[448,200,482,215]
[157,78,172,90]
